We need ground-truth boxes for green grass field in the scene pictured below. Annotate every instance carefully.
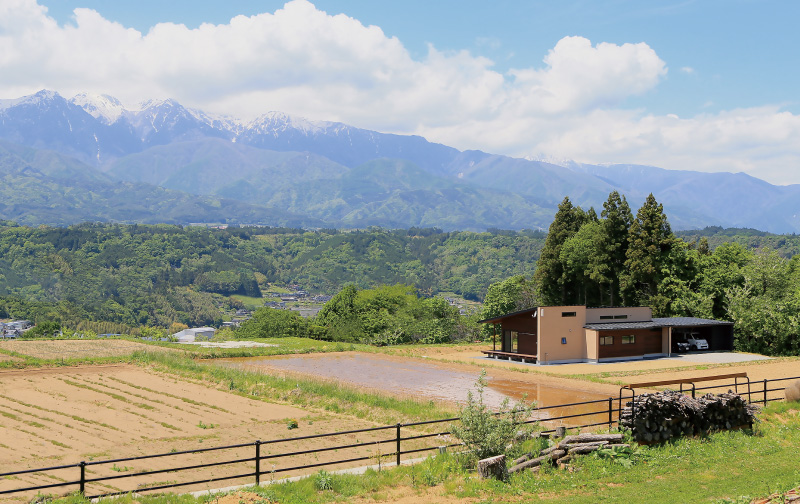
[38,402,800,504]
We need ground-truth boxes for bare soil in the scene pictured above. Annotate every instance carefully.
[0,339,176,360]
[413,345,799,382]
[0,365,394,503]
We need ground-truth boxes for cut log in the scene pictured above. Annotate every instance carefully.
[508,449,566,474]
[559,433,623,445]
[567,444,603,455]
[477,455,507,481]
[785,380,800,402]
[512,453,532,465]
[555,455,572,466]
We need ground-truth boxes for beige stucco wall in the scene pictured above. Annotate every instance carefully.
[586,329,599,360]
[585,306,652,323]
[662,327,672,354]
[537,306,588,363]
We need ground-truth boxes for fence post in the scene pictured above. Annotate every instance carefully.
[608,397,613,430]
[255,440,261,486]
[396,423,401,466]
[79,461,86,495]
[763,379,768,404]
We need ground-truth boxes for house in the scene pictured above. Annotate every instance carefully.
[172,327,216,343]
[479,306,733,364]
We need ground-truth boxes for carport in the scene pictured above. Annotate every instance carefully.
[653,317,735,353]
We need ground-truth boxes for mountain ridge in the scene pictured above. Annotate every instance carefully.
[1,89,798,233]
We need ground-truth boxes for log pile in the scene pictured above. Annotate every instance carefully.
[620,390,759,443]
[507,433,628,474]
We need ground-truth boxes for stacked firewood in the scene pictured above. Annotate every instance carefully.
[620,390,759,443]
[507,433,629,474]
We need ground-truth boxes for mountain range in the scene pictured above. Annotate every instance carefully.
[1,89,798,232]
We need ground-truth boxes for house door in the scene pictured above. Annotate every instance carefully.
[503,330,518,352]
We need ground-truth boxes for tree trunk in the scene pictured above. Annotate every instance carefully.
[477,455,507,481]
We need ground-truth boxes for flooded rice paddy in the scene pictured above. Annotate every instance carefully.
[215,353,613,426]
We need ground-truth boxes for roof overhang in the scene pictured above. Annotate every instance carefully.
[478,307,538,324]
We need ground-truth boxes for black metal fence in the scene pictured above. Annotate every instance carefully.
[1,375,797,501]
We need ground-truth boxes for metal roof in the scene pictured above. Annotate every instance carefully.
[585,316,732,331]
[583,321,661,330]
[652,317,733,327]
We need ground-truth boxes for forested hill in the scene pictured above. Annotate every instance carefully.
[0,223,543,327]
[676,227,800,258]
[2,221,800,331]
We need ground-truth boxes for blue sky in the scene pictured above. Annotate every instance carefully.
[4,0,800,184]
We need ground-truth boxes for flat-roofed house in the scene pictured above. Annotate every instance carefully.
[479,306,733,364]
[172,327,216,343]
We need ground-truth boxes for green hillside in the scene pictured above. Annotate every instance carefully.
[0,140,323,227]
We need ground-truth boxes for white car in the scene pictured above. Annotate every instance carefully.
[686,334,709,350]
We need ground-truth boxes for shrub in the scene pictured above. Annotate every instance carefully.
[449,370,533,461]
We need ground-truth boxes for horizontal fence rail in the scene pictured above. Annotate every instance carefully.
[0,375,797,500]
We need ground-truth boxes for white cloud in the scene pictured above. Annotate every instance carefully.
[1,0,799,185]
[680,66,695,74]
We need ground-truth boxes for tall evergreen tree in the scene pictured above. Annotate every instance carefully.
[534,197,589,305]
[600,191,633,306]
[621,193,675,307]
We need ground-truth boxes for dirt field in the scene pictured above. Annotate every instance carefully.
[1,340,797,503]
[411,345,799,381]
[0,364,401,503]
[0,339,176,360]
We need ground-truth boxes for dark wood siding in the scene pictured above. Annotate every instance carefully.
[598,329,662,359]
[518,333,537,355]
[499,312,537,354]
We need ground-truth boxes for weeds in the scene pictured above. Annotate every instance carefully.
[314,470,333,491]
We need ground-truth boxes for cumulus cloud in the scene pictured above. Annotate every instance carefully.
[0,0,799,184]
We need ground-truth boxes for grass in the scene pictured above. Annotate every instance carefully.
[37,402,800,504]
[229,294,265,310]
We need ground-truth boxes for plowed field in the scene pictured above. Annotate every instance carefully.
[0,365,394,503]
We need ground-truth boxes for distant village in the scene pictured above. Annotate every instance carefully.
[0,319,32,338]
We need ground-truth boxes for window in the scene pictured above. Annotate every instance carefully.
[600,335,613,345]
[511,331,518,352]
[599,315,614,320]
[561,311,577,317]
[600,314,628,320]
[613,315,628,320]
[621,335,635,345]
[561,337,567,344]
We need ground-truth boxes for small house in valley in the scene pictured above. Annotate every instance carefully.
[479,306,733,364]
[172,327,216,343]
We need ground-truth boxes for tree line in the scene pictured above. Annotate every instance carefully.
[481,191,800,356]
[2,198,799,356]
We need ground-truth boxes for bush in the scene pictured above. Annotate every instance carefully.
[24,321,61,338]
[449,370,533,461]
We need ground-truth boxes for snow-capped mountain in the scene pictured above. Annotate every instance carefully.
[70,93,127,124]
[2,89,800,233]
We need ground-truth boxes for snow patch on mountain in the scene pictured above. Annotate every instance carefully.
[248,111,334,136]
[70,93,126,124]
[0,90,61,111]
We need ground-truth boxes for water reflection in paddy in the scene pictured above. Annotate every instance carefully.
[215,353,612,426]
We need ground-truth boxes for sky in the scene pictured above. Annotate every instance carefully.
[2,0,799,185]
